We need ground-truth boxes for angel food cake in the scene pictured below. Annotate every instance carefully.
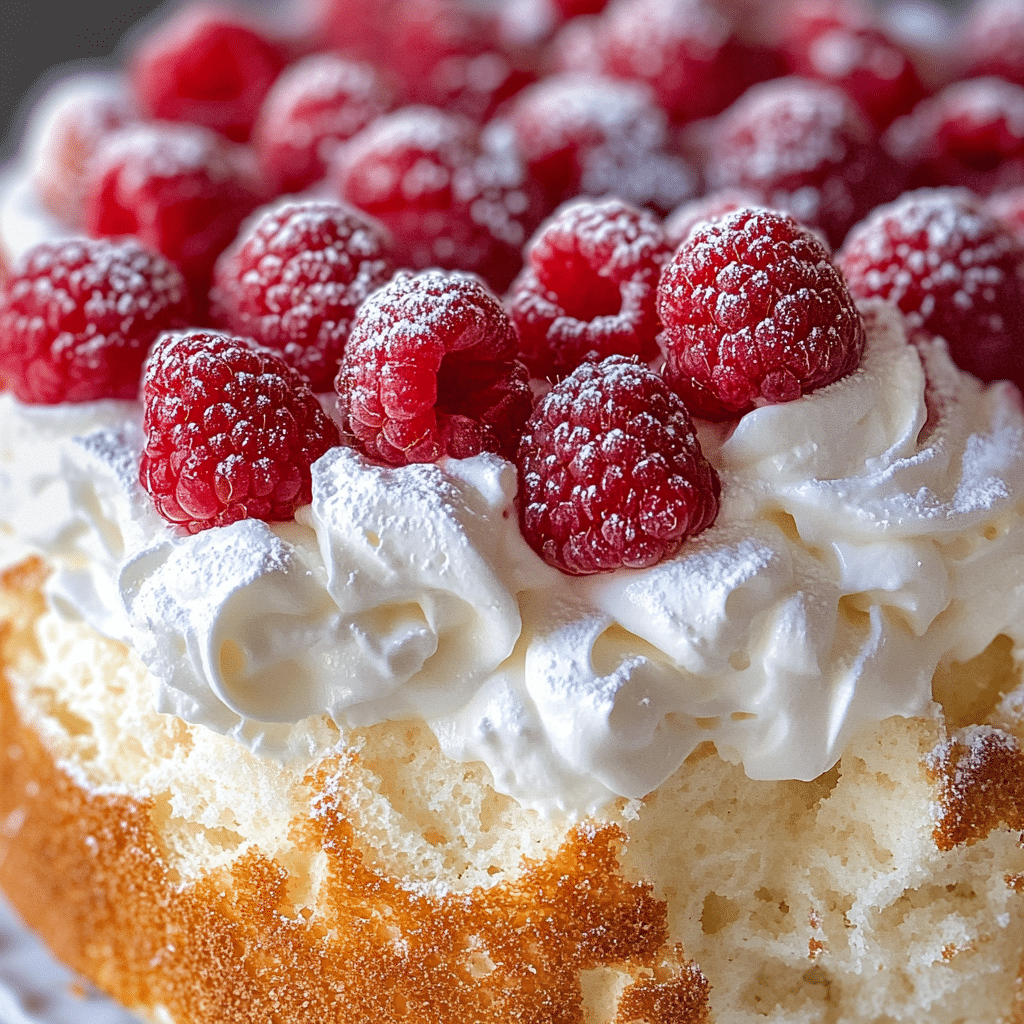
[6,0,1024,1022]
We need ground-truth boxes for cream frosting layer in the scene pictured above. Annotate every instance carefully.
[5,301,1024,814]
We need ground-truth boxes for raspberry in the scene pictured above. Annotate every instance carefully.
[209,200,394,391]
[884,77,1024,197]
[140,330,341,533]
[657,207,865,420]
[252,54,393,196]
[837,188,1024,388]
[0,238,191,404]
[517,355,720,575]
[962,0,1024,87]
[709,76,905,248]
[84,123,265,294]
[507,198,672,379]
[777,0,926,128]
[335,269,532,465]
[25,75,137,229]
[593,0,781,124]
[663,188,762,248]
[131,3,288,143]
[309,0,399,62]
[504,73,696,213]
[333,106,542,291]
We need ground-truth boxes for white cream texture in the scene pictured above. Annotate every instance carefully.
[4,301,1024,814]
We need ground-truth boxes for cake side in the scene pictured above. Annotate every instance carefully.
[6,556,1024,1023]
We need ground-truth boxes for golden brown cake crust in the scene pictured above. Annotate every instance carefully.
[0,559,710,1024]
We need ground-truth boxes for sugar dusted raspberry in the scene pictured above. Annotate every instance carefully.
[508,198,672,379]
[336,269,532,465]
[131,3,288,143]
[777,0,926,128]
[962,0,1024,87]
[884,78,1024,197]
[663,188,762,248]
[595,0,782,124]
[25,75,137,229]
[140,330,340,533]
[210,200,394,391]
[0,238,191,404]
[709,76,905,247]
[838,188,1024,388]
[85,123,265,293]
[309,0,399,61]
[333,106,542,291]
[658,206,865,420]
[253,54,393,195]
[504,74,696,213]
[517,355,720,575]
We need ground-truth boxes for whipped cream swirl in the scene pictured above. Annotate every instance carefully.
[4,301,1024,814]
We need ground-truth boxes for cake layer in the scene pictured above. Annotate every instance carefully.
[5,557,1024,1023]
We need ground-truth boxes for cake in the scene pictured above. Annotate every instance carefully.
[5,1,1024,1023]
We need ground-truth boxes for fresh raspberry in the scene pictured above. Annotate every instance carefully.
[309,0,400,62]
[131,3,288,143]
[252,54,393,196]
[507,198,672,379]
[503,73,696,213]
[517,355,720,575]
[837,188,1024,388]
[84,123,266,294]
[884,77,1024,197]
[333,106,542,291]
[335,269,532,465]
[593,0,783,124]
[709,76,905,248]
[777,0,927,128]
[658,206,865,420]
[962,0,1024,87]
[663,188,762,248]
[209,200,394,391]
[140,330,340,533]
[0,238,191,404]
[25,75,137,229]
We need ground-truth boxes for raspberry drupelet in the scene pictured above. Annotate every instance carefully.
[131,3,288,143]
[84,122,266,297]
[140,330,341,534]
[657,206,865,420]
[838,188,1024,389]
[210,200,394,391]
[709,76,905,248]
[0,237,191,404]
[507,197,673,380]
[335,269,533,466]
[517,355,720,575]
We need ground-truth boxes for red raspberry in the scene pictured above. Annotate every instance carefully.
[504,73,696,213]
[333,106,542,291]
[837,188,1024,389]
[140,330,340,533]
[663,188,761,248]
[962,0,1024,87]
[507,198,672,379]
[709,76,905,248]
[335,269,532,465]
[209,200,394,391]
[884,77,1024,197]
[594,0,783,124]
[25,75,137,229]
[658,207,865,420]
[131,3,288,143]
[252,54,393,196]
[309,0,400,62]
[517,355,720,575]
[0,238,191,404]
[777,0,927,128]
[84,123,266,294]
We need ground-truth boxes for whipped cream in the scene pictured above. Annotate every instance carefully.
[5,300,1024,815]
